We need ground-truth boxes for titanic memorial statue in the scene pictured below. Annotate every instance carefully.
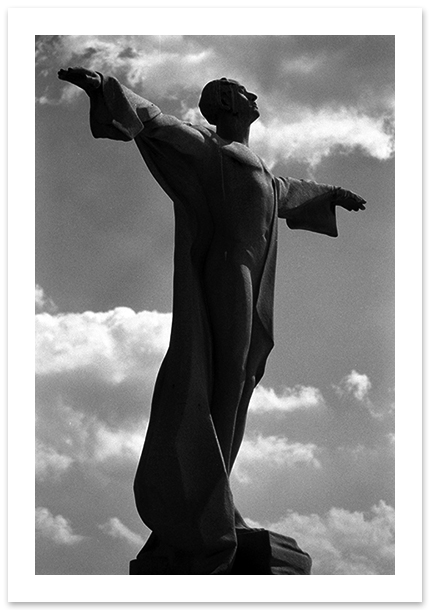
[58,67,366,575]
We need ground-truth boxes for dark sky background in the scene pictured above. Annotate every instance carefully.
[34,33,395,576]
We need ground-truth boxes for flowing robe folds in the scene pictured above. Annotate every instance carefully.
[89,76,340,575]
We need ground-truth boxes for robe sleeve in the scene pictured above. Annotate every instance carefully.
[276,176,340,238]
[88,74,207,156]
[88,74,162,141]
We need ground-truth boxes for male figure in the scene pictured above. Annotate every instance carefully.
[58,68,366,574]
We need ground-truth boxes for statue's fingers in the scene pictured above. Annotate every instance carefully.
[344,197,360,211]
[58,71,73,81]
[352,199,366,211]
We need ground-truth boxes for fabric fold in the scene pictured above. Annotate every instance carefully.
[87,75,337,574]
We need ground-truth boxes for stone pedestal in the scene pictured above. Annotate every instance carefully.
[130,528,311,575]
[231,528,311,574]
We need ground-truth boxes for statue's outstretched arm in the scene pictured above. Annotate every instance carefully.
[57,67,206,155]
[58,67,162,141]
[276,176,366,238]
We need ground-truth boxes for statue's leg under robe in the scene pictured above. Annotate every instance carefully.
[131,246,312,574]
[199,250,313,575]
[205,259,255,472]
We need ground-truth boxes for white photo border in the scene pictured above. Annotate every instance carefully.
[8,5,422,603]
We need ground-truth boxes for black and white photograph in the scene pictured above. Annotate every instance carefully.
[8,5,422,603]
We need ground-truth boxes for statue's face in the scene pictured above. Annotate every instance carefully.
[222,79,260,124]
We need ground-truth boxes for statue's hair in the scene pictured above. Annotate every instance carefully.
[198,78,237,125]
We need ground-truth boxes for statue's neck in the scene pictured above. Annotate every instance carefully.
[215,118,251,147]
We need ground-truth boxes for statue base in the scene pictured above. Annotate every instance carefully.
[130,528,311,575]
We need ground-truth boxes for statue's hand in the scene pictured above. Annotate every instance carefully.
[57,67,102,92]
[332,187,366,211]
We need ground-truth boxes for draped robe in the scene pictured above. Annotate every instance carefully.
[89,76,340,574]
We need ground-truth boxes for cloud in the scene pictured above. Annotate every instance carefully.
[38,35,394,112]
[98,517,144,548]
[248,500,394,575]
[35,284,57,314]
[233,434,321,484]
[37,35,394,169]
[36,35,217,105]
[36,307,171,384]
[35,304,165,500]
[249,384,324,413]
[181,102,394,170]
[36,440,73,481]
[337,369,372,401]
[250,107,394,169]
[334,370,393,420]
[37,396,147,471]
[387,432,395,445]
[93,421,146,463]
[36,507,85,545]
[36,304,163,492]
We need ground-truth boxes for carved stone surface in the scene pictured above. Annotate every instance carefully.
[130,528,312,575]
[58,68,366,574]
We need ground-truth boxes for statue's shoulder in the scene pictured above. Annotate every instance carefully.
[141,116,216,155]
[178,122,222,151]
[190,123,217,139]
[156,116,214,139]
[221,141,266,171]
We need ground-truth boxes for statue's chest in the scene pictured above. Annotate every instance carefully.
[220,141,266,171]
[218,142,273,200]
[207,142,275,235]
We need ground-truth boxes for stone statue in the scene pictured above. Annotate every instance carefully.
[58,67,366,575]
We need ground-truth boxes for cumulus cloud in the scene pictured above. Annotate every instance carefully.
[251,108,394,169]
[37,35,394,168]
[93,421,145,463]
[36,35,217,105]
[36,307,171,383]
[99,517,144,548]
[249,384,324,413]
[334,370,393,420]
[249,501,394,575]
[233,434,321,484]
[337,369,372,401]
[35,284,57,314]
[37,396,146,471]
[36,507,85,545]
[36,440,73,481]
[180,102,394,169]
[36,305,162,493]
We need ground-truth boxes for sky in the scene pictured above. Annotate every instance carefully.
[35,34,395,576]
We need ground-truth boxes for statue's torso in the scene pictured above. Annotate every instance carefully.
[196,135,276,262]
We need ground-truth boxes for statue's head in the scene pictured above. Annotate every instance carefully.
[199,78,259,126]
